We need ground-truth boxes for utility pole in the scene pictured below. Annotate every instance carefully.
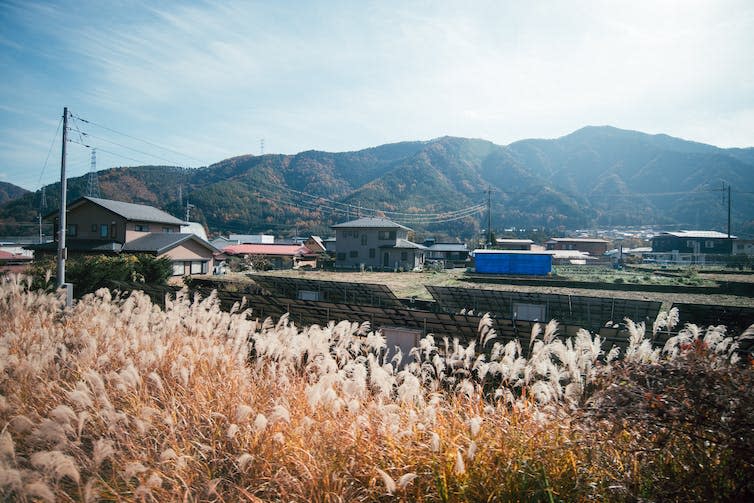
[56,107,68,288]
[728,183,730,240]
[486,185,492,248]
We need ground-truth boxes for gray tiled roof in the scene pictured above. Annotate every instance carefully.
[25,240,123,252]
[81,197,186,225]
[381,238,427,250]
[122,233,217,254]
[427,243,468,252]
[331,217,411,231]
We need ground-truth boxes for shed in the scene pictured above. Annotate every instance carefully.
[474,250,552,276]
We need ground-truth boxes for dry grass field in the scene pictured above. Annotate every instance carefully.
[3,275,753,501]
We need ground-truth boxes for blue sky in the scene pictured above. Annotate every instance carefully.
[1,0,753,191]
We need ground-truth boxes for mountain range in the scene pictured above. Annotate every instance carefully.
[1,126,752,240]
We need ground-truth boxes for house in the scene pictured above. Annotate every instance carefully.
[495,238,534,251]
[304,236,327,254]
[29,196,217,276]
[229,234,274,244]
[210,236,240,250]
[223,243,318,269]
[181,222,209,241]
[651,230,735,255]
[733,239,754,256]
[423,238,469,268]
[331,217,426,270]
[546,237,609,256]
[0,250,33,275]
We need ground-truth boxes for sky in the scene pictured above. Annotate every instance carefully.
[1,0,753,191]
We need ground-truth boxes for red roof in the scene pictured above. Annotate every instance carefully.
[0,250,32,261]
[224,244,315,256]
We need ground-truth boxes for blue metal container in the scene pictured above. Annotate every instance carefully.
[474,250,552,275]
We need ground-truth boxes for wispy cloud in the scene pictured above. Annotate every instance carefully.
[1,0,753,189]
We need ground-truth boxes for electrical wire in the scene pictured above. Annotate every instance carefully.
[67,138,150,166]
[75,129,185,166]
[70,113,204,164]
[36,115,63,191]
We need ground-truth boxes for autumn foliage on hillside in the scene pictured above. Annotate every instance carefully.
[1,276,752,501]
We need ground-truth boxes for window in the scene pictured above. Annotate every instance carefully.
[705,240,715,249]
[369,248,375,258]
[91,224,97,233]
[67,224,77,237]
[110,224,117,238]
[401,251,408,261]
[513,302,546,321]
[190,261,204,274]
[163,227,173,233]
[337,252,346,261]
[172,262,185,276]
[100,224,109,238]
[349,250,358,258]
[298,290,323,301]
[361,235,367,246]
[686,240,695,248]
[135,224,150,232]
[378,230,396,240]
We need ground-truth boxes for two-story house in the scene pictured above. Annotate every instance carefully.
[31,196,218,276]
[651,230,735,255]
[545,237,609,256]
[331,217,426,270]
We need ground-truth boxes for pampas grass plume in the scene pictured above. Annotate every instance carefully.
[376,467,396,495]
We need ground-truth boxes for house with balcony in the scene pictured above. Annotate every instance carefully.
[331,217,426,270]
[645,230,737,264]
[651,230,735,255]
[29,196,218,276]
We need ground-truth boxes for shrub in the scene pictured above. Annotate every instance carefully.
[28,254,173,296]
[580,326,754,501]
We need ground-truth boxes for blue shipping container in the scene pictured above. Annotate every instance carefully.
[474,251,552,275]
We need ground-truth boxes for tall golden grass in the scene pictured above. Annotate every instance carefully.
[1,275,751,501]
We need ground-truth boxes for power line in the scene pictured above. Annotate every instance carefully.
[251,180,486,224]
[36,115,63,191]
[67,138,153,166]
[250,186,485,225]
[76,129,186,165]
[70,113,204,164]
[255,178,486,220]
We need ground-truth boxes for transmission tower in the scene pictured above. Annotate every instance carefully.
[86,148,101,197]
[40,186,47,212]
[260,138,265,155]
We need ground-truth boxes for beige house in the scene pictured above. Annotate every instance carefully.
[33,196,218,276]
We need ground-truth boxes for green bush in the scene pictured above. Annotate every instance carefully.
[29,254,173,296]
